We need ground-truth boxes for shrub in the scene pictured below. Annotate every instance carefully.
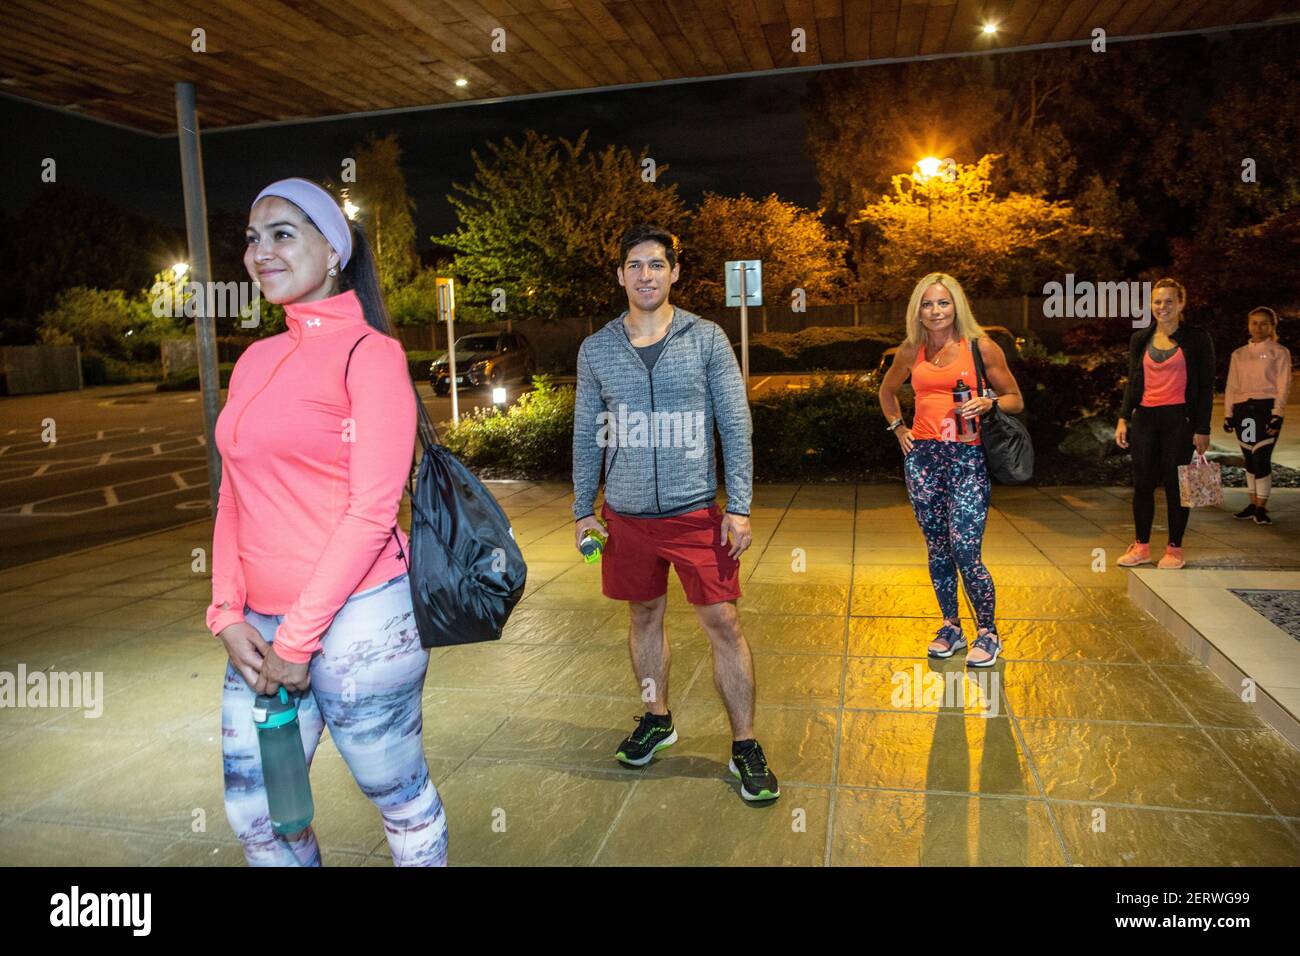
[1060,316,1134,355]
[751,375,895,478]
[387,269,442,327]
[156,363,235,391]
[740,326,898,372]
[443,375,575,478]
[1018,351,1127,449]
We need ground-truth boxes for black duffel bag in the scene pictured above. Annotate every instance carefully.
[395,399,527,647]
[970,336,1034,484]
[347,333,527,647]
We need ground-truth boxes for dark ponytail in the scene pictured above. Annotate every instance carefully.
[338,221,395,336]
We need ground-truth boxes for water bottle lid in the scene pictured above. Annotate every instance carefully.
[253,688,299,729]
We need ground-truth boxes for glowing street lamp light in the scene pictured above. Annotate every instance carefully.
[914,157,945,224]
[915,156,943,180]
[172,262,190,280]
[343,199,359,220]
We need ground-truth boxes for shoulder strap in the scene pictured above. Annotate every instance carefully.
[342,327,442,473]
[970,336,988,394]
[343,332,372,400]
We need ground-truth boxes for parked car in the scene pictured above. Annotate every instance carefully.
[429,331,537,396]
[865,325,1029,385]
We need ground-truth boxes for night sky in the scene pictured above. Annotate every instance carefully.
[0,70,820,252]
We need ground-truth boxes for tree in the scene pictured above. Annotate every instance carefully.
[854,155,1110,298]
[435,130,687,321]
[803,39,1233,273]
[679,193,852,308]
[8,184,181,328]
[1171,206,1300,375]
[338,132,420,293]
[37,287,153,360]
[1165,50,1300,243]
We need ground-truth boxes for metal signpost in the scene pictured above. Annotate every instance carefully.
[436,276,458,425]
[724,259,762,388]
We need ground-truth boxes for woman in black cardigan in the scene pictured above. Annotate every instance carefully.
[1113,277,1215,569]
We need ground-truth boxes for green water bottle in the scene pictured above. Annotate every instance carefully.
[252,687,314,835]
[579,529,607,564]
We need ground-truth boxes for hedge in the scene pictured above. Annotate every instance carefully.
[739,326,898,373]
[155,363,234,391]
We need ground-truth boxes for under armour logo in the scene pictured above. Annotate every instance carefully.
[306,318,321,328]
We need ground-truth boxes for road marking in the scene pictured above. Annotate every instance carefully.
[2,466,210,517]
[0,435,206,484]
[0,426,160,455]
[751,376,772,394]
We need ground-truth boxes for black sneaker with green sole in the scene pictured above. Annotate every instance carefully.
[729,741,780,801]
[615,713,678,767]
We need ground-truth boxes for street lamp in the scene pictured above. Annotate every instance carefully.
[914,156,942,224]
[172,262,189,280]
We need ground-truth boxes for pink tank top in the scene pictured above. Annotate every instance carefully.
[1141,346,1187,406]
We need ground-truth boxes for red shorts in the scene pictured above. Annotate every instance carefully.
[600,502,742,606]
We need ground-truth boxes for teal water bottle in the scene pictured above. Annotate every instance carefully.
[579,529,606,564]
[252,687,314,835]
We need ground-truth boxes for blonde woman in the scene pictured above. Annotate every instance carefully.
[1225,307,1291,525]
[1115,278,1215,569]
[879,273,1024,667]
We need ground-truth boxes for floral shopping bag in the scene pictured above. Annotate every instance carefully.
[1178,452,1223,508]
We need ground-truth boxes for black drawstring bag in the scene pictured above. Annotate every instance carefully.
[347,334,527,647]
[970,336,1034,484]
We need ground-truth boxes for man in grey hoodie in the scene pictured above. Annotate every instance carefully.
[572,224,778,802]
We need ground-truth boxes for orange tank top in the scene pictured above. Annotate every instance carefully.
[910,338,982,443]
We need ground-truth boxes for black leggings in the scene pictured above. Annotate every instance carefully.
[1232,397,1280,478]
[1129,404,1194,547]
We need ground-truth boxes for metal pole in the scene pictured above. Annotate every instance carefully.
[739,266,750,387]
[439,281,459,425]
[175,81,221,515]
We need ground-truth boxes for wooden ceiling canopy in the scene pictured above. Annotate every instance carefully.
[2,0,1297,135]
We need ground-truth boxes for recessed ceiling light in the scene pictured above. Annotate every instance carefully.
[982,23,998,35]
[455,78,468,87]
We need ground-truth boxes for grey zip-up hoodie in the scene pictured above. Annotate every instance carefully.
[572,305,753,520]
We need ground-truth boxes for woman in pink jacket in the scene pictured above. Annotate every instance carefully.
[206,178,446,866]
[1224,306,1291,526]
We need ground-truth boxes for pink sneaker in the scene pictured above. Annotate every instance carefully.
[1116,542,1151,567]
[1158,546,1185,569]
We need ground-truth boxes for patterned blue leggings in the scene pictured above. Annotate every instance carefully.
[903,440,997,630]
[222,574,449,866]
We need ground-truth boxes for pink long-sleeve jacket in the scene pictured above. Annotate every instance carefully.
[205,289,415,664]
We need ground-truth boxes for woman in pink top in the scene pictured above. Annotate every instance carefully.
[1115,277,1215,569]
[1224,307,1291,525]
[207,178,446,866]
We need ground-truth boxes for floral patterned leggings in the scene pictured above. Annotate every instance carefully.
[903,439,997,631]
